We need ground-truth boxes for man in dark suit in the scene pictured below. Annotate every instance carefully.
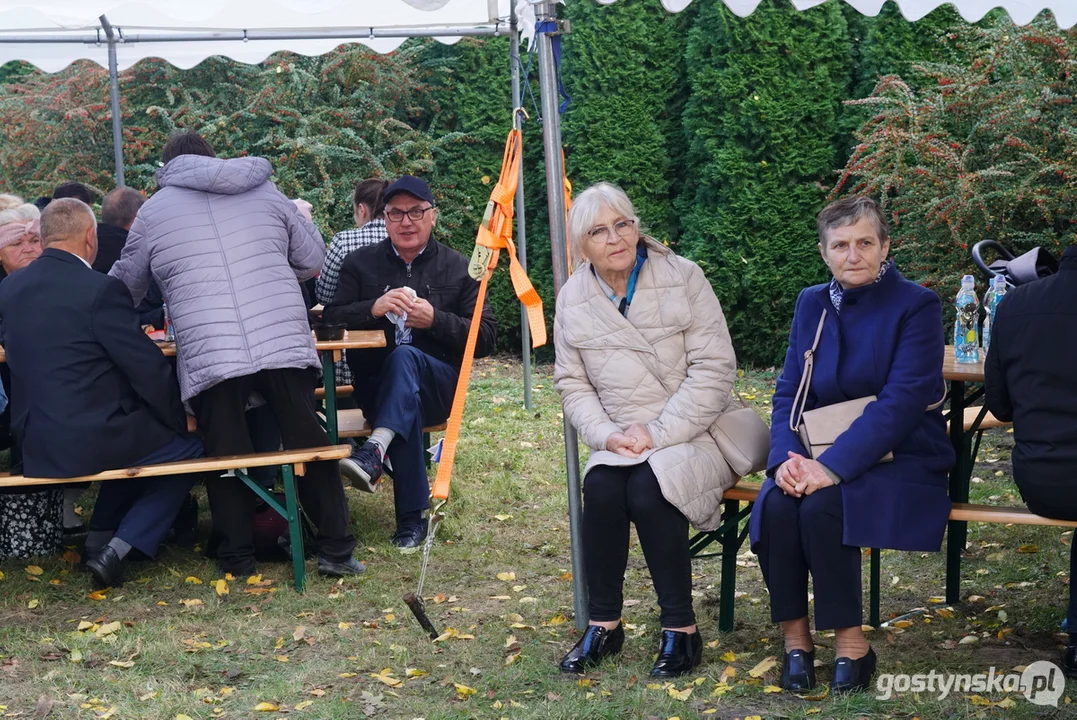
[0,198,205,587]
[92,187,165,329]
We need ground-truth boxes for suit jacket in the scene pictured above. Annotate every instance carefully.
[0,248,186,478]
[986,246,1077,508]
[92,223,129,274]
[749,266,955,552]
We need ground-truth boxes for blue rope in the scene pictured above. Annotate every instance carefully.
[534,20,572,115]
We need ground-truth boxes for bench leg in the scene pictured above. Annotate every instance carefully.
[869,548,880,628]
[281,463,306,592]
[946,379,970,605]
[718,499,741,633]
[321,351,338,445]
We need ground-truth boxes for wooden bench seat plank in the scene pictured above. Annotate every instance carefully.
[315,385,353,400]
[947,406,1008,433]
[0,445,351,487]
[950,502,1077,527]
[326,409,447,439]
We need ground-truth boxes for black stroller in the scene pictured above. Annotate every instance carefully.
[972,239,1059,287]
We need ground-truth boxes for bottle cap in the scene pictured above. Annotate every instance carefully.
[962,274,975,285]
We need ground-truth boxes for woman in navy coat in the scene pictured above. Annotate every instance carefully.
[749,196,953,694]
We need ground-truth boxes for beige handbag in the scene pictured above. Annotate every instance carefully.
[710,402,771,477]
[791,309,943,462]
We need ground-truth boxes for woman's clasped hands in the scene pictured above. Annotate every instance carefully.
[775,451,835,497]
[606,423,654,458]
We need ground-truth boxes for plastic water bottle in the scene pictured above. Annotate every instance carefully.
[163,301,175,342]
[954,275,980,363]
[981,275,1007,356]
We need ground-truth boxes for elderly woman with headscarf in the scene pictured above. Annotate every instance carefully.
[749,196,953,694]
[0,195,60,559]
[553,182,739,678]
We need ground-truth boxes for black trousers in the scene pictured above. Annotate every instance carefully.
[756,484,862,631]
[583,462,695,628]
[1018,483,1077,633]
[191,368,356,571]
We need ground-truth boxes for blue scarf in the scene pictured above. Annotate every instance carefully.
[593,244,648,316]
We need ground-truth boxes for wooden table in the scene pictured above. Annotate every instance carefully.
[0,330,385,445]
[941,345,988,605]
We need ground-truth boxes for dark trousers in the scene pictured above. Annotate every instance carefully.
[191,368,356,570]
[88,434,204,558]
[355,346,457,521]
[246,403,281,490]
[583,462,695,628]
[756,484,862,631]
[1019,484,1077,632]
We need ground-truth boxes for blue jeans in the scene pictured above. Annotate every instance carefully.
[357,346,457,521]
[88,434,205,558]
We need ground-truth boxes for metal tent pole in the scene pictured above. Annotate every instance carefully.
[510,7,533,411]
[99,15,125,187]
[536,1,586,631]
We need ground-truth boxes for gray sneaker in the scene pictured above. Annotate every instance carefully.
[317,556,366,577]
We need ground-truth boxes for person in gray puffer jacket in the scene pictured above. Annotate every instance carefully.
[110,130,362,578]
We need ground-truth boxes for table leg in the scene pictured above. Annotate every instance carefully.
[946,380,970,605]
[321,350,338,445]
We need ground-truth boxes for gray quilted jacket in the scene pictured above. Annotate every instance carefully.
[110,154,323,401]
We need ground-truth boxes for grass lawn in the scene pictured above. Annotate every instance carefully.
[0,358,1075,719]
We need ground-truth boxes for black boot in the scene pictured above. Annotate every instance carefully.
[559,624,624,674]
[780,648,816,691]
[85,545,127,588]
[1062,645,1077,680]
[830,647,877,693]
[649,629,703,678]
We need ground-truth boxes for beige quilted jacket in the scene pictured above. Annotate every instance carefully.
[554,237,738,531]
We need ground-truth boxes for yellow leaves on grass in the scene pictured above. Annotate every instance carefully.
[95,622,122,638]
[434,627,475,642]
[212,579,229,596]
[667,686,693,701]
[369,668,403,688]
[294,700,314,711]
[496,572,516,582]
[292,626,306,642]
[454,683,477,700]
[179,599,204,608]
[748,656,778,678]
[108,660,134,669]
[185,576,203,585]
[25,565,43,576]
[254,702,280,712]
[405,668,428,679]
[27,599,39,609]
[719,651,737,663]
[1017,544,1040,553]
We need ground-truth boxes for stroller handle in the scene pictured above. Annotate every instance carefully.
[971,239,1014,278]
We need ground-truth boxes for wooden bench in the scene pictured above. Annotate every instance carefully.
[0,446,351,591]
[332,409,447,439]
[697,481,1076,632]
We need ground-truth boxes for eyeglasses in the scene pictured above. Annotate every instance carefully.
[586,218,636,243]
[386,206,436,223]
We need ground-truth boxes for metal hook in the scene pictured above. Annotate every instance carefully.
[513,106,530,124]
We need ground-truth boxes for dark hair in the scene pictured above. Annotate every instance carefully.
[52,181,93,205]
[161,131,216,165]
[353,178,388,218]
[817,195,890,246]
[101,187,146,228]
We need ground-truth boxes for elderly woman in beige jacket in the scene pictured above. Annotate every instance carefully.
[554,182,738,678]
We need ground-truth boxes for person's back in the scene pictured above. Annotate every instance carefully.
[110,152,324,401]
[0,237,182,477]
[986,247,1077,497]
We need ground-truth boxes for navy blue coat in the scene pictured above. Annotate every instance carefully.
[748,267,954,552]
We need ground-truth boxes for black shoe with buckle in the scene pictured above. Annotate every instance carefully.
[830,647,877,694]
[85,545,127,588]
[559,623,625,674]
[780,648,817,691]
[649,629,703,678]
[339,443,383,493]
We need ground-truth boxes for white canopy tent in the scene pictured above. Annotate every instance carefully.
[0,0,1070,629]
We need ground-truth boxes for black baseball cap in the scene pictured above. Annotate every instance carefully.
[384,175,435,206]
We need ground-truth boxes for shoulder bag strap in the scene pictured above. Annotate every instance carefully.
[790,309,828,433]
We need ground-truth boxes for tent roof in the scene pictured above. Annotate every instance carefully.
[0,0,511,72]
[593,0,1075,26]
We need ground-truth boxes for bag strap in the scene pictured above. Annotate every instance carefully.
[790,309,828,433]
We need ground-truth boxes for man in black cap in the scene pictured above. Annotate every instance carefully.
[324,175,497,550]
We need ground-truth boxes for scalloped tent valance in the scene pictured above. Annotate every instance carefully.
[0,0,511,72]
[593,0,1075,26]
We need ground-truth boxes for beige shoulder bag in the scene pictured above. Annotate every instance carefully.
[790,309,944,462]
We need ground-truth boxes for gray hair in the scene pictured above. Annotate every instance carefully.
[40,198,96,246]
[567,182,640,266]
[0,196,40,229]
[101,187,146,228]
[817,196,890,246]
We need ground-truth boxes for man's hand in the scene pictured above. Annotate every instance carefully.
[624,423,653,455]
[186,415,198,433]
[372,289,416,319]
[404,298,435,330]
[606,432,641,459]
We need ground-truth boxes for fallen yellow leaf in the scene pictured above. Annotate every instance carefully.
[254,702,280,712]
[109,660,135,669]
[719,651,737,662]
[77,621,95,632]
[748,656,778,678]
[212,579,229,596]
[25,565,43,576]
[406,668,428,678]
[496,572,516,582]
[454,683,477,700]
[247,574,263,585]
[667,686,693,701]
[505,652,521,666]
[293,626,306,642]
[338,622,352,630]
[69,648,83,663]
[275,655,289,663]
[139,692,158,701]
[179,599,203,608]
[185,576,203,585]
[338,672,357,678]
[1017,544,1040,553]
[764,685,783,693]
[706,639,721,649]
[95,621,122,638]
[176,715,194,720]
[27,599,39,609]
[295,700,313,711]
[494,514,512,521]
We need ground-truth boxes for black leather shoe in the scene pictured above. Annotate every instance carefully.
[1062,645,1077,679]
[830,647,877,693]
[339,443,383,493]
[780,648,817,691]
[85,546,127,588]
[391,519,429,553]
[649,629,703,678]
[318,556,366,577]
[559,624,625,674]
